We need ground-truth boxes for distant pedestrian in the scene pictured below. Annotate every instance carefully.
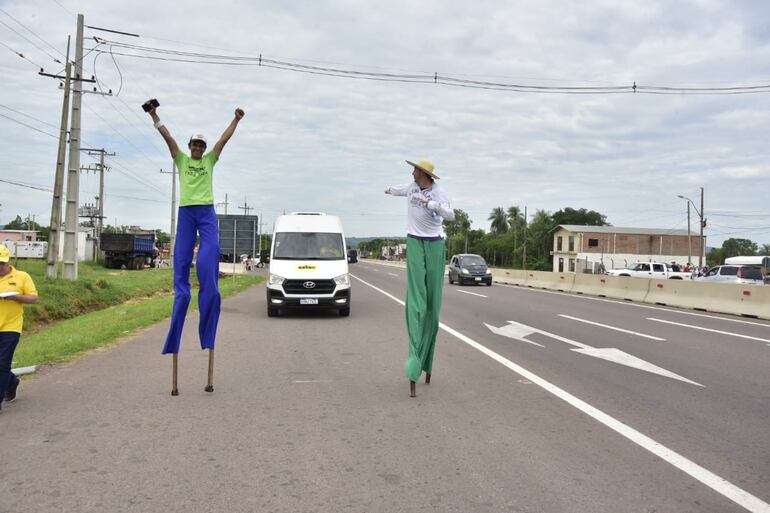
[385,159,455,397]
[0,244,39,412]
[145,100,244,395]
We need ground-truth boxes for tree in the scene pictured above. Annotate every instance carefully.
[720,238,758,259]
[444,209,471,238]
[488,207,508,235]
[760,243,770,256]
[551,207,608,227]
[506,206,525,232]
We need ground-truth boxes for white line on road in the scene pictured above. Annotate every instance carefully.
[292,380,333,383]
[352,273,770,513]
[457,289,488,298]
[559,314,666,341]
[387,273,399,277]
[647,318,770,344]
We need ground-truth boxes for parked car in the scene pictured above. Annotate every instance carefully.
[606,261,691,280]
[448,254,492,286]
[695,265,765,285]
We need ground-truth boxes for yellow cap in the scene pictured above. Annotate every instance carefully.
[0,244,10,263]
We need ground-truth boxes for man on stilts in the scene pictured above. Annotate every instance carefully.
[385,159,455,397]
[145,100,244,395]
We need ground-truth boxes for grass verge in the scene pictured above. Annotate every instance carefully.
[11,260,261,368]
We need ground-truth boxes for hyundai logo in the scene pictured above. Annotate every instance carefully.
[302,281,316,289]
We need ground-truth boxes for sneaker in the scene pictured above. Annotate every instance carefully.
[5,378,19,402]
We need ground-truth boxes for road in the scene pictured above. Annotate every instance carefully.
[1,261,768,512]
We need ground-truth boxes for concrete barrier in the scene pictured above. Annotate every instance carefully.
[492,269,527,286]
[572,274,650,302]
[645,279,770,318]
[524,270,576,292]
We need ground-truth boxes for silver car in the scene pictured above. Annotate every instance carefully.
[697,265,765,285]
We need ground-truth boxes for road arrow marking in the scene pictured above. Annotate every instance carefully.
[571,348,703,386]
[485,320,702,386]
[559,314,666,341]
[483,321,545,347]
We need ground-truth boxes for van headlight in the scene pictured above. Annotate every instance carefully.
[461,268,470,275]
[485,268,491,275]
[268,273,285,286]
[334,273,350,286]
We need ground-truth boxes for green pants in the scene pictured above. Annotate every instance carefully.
[404,237,446,382]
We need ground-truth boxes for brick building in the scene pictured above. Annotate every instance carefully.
[550,225,706,273]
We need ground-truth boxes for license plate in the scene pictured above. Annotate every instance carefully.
[300,298,318,305]
[474,277,482,281]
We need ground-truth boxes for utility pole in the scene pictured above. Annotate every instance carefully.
[62,14,84,280]
[699,187,705,268]
[238,200,252,216]
[160,162,176,263]
[81,148,114,260]
[216,193,229,215]
[686,201,691,265]
[522,206,528,270]
[45,36,71,279]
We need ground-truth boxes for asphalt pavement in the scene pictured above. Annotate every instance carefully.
[0,261,768,513]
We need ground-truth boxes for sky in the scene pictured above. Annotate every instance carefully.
[1,0,769,247]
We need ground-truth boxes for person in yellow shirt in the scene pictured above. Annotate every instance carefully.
[0,244,38,412]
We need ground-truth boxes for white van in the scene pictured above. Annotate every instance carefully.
[266,212,351,317]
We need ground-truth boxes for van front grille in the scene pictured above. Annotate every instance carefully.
[283,279,336,294]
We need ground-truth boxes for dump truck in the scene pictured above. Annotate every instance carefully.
[100,233,157,270]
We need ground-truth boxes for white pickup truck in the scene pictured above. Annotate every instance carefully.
[606,262,692,280]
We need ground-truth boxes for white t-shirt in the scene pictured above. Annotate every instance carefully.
[385,181,455,238]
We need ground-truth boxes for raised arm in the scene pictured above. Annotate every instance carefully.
[213,108,245,159]
[145,102,179,158]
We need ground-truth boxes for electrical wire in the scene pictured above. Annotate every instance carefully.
[0,112,58,138]
[0,7,66,60]
[0,17,61,64]
[88,38,770,96]
[0,40,43,69]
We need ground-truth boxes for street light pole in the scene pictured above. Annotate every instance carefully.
[678,191,705,269]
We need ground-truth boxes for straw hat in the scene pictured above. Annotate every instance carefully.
[406,159,439,179]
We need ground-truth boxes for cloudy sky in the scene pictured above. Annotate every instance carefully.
[1,0,769,246]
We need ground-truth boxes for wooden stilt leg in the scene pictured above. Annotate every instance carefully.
[410,380,416,398]
[171,353,179,396]
[205,349,214,392]
[425,373,431,384]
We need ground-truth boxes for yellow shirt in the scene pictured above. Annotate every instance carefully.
[0,267,38,333]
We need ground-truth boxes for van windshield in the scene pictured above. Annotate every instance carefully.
[273,232,345,260]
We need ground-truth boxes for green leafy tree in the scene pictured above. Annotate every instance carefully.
[488,207,508,235]
[759,243,770,256]
[526,209,555,270]
[551,207,608,226]
[720,238,758,258]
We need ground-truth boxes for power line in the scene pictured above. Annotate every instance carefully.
[0,16,61,64]
[0,40,43,69]
[49,0,75,17]
[0,7,66,59]
[88,38,770,95]
[0,103,60,129]
[0,112,58,138]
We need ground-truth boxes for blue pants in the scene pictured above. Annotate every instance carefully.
[162,205,221,354]
[0,331,21,407]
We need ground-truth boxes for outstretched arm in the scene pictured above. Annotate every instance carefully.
[213,108,245,159]
[146,103,179,158]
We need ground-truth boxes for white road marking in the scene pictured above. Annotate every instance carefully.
[559,314,666,341]
[457,289,488,298]
[292,380,333,383]
[485,321,700,386]
[499,282,770,328]
[388,272,399,277]
[647,318,770,344]
[351,275,769,513]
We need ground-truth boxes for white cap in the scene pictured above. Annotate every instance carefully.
[189,133,207,145]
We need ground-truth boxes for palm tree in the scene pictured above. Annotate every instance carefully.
[761,243,770,256]
[506,206,525,232]
[488,207,508,235]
